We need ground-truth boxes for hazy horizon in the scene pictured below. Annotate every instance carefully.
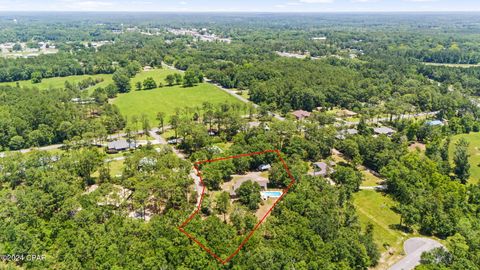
[1,0,480,13]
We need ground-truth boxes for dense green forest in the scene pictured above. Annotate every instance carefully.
[0,12,480,270]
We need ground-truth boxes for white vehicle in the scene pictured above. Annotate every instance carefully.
[167,138,180,144]
[258,164,271,171]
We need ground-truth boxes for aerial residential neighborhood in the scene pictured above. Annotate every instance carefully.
[0,1,479,270]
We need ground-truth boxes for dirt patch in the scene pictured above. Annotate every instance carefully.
[408,142,426,152]
[255,198,276,220]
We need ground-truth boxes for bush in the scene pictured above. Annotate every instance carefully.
[143,77,157,90]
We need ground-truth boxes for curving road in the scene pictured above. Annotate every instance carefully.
[389,238,445,270]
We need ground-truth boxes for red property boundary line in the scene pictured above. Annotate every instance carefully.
[178,149,296,265]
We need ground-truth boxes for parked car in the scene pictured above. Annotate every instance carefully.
[258,164,271,171]
[167,138,180,144]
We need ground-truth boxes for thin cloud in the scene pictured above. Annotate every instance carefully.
[299,0,335,3]
[74,1,114,9]
[352,0,381,2]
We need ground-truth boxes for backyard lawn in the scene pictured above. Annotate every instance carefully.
[113,69,243,125]
[450,132,480,184]
[0,74,113,93]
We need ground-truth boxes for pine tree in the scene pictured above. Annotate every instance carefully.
[454,138,470,184]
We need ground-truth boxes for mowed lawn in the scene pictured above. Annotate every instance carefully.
[113,69,243,124]
[0,74,113,93]
[450,132,480,184]
[353,191,406,258]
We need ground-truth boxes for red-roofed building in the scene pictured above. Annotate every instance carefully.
[291,110,311,120]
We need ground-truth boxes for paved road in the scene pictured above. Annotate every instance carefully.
[0,129,157,159]
[0,143,64,158]
[389,238,444,270]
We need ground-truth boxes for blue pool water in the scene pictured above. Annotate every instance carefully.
[261,191,282,198]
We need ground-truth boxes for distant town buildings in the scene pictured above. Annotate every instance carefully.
[0,41,58,58]
[84,41,113,50]
[167,28,232,43]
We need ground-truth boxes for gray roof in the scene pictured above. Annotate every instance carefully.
[231,178,269,196]
[337,129,358,139]
[312,162,335,176]
[108,139,136,150]
[373,127,395,135]
[426,120,444,126]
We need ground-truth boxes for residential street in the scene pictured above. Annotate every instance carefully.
[389,238,444,270]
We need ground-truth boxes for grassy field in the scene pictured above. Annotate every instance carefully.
[113,69,243,125]
[0,74,113,93]
[354,190,404,248]
[450,132,480,184]
[353,190,407,268]
[361,169,383,187]
[130,68,178,86]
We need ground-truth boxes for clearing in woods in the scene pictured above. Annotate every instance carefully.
[113,68,244,124]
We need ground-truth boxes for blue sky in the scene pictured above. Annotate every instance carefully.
[0,0,479,12]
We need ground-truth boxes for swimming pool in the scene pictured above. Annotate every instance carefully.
[261,191,283,199]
